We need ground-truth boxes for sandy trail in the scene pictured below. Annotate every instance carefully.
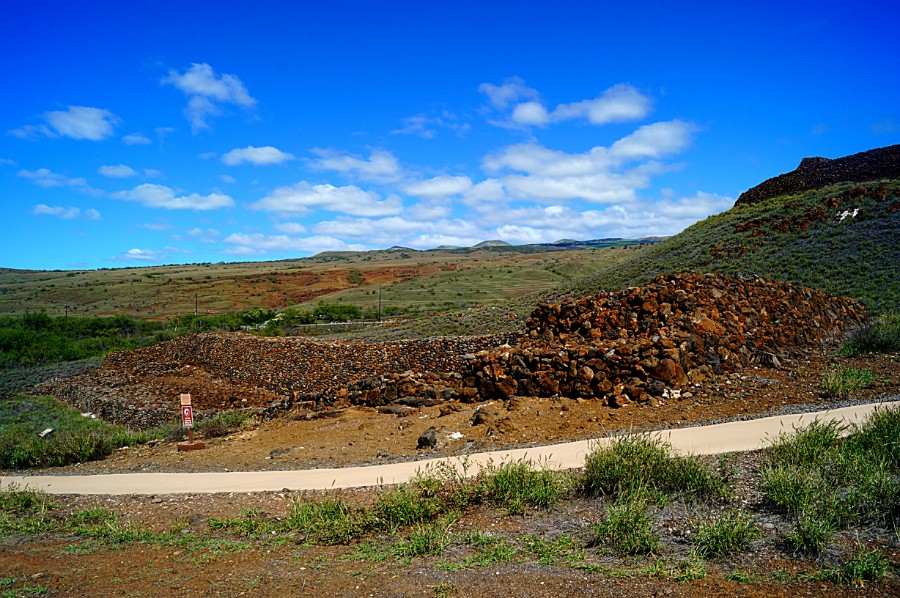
[3,401,895,495]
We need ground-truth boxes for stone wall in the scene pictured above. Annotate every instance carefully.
[736,145,900,206]
[36,274,865,428]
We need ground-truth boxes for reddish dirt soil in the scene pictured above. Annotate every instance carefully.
[2,350,897,596]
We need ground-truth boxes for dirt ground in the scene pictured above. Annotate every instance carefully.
[2,349,898,597]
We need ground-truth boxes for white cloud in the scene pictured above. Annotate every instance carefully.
[143,168,163,178]
[223,233,365,255]
[609,120,696,161]
[251,182,402,217]
[117,248,161,261]
[122,133,152,145]
[551,84,652,125]
[309,148,402,182]
[479,77,540,109]
[511,102,550,126]
[484,81,652,129]
[33,204,101,220]
[112,183,234,210]
[274,222,307,234]
[220,174,236,184]
[221,145,294,166]
[187,227,221,243]
[391,111,470,138]
[401,175,473,199]
[162,63,256,132]
[98,164,138,178]
[0,158,16,166]
[481,120,695,203]
[18,168,102,195]
[10,106,121,140]
[313,215,484,249]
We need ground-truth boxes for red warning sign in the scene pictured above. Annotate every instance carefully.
[181,405,194,428]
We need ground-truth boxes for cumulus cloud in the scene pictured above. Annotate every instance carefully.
[313,215,484,249]
[251,182,402,217]
[112,183,234,210]
[479,77,540,109]
[481,80,652,129]
[401,175,473,199]
[33,204,101,220]
[10,106,121,140]
[309,148,402,183]
[98,164,138,178]
[481,120,695,203]
[161,63,256,132]
[122,133,152,145]
[550,84,652,125]
[223,233,365,256]
[221,145,294,166]
[116,248,162,261]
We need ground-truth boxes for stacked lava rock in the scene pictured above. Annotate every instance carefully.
[736,144,900,206]
[37,333,512,428]
[456,273,865,407]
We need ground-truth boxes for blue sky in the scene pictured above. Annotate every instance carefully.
[2,0,897,270]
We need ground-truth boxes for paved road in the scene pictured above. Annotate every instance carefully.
[3,402,895,495]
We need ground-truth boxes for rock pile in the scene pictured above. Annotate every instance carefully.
[37,273,865,429]
[736,144,900,206]
[456,273,865,407]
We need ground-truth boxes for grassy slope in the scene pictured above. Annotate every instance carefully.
[570,180,900,314]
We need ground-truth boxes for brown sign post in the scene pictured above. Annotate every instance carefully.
[177,393,205,451]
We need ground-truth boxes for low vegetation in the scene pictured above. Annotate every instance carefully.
[0,395,253,469]
[2,408,898,589]
[571,180,900,314]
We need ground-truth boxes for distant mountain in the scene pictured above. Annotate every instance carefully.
[471,240,512,248]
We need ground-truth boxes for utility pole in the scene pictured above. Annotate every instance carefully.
[195,293,198,316]
[378,285,382,321]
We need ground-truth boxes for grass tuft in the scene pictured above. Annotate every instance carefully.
[819,366,875,399]
[583,435,728,503]
[692,511,761,558]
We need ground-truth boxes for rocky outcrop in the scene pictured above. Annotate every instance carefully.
[736,145,900,206]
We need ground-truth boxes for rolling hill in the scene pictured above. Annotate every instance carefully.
[570,154,899,314]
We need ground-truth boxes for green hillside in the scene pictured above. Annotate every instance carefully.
[570,180,900,314]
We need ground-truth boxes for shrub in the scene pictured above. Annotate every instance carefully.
[479,460,570,515]
[840,314,900,355]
